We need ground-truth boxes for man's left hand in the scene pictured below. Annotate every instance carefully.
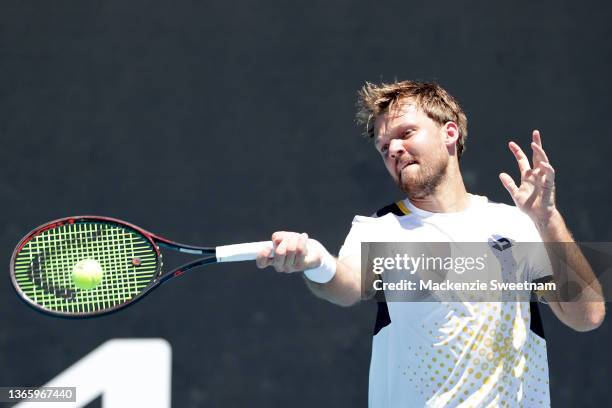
[499,130,557,228]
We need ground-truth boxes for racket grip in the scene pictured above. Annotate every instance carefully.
[216,241,274,263]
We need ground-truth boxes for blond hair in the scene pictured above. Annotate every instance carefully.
[356,80,468,158]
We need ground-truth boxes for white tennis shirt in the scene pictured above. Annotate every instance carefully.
[339,195,552,407]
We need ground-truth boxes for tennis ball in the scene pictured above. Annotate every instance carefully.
[72,259,104,290]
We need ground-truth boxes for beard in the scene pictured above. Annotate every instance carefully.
[398,152,449,199]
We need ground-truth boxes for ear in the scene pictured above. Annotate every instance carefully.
[442,121,460,154]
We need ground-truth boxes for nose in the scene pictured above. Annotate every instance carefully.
[388,138,406,159]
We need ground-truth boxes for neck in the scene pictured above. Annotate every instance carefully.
[407,161,470,213]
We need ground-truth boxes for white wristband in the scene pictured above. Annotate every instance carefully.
[304,240,337,284]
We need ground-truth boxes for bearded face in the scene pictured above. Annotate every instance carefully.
[374,102,452,199]
[397,144,449,198]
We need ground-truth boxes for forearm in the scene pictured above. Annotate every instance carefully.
[538,210,605,331]
[304,257,363,307]
[255,232,365,307]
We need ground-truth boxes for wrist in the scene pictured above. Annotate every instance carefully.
[532,206,558,228]
[304,240,337,284]
[535,209,568,241]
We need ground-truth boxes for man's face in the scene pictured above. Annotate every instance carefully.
[374,101,450,198]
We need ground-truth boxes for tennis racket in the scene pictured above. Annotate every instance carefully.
[10,215,273,318]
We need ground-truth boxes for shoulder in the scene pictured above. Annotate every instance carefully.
[345,200,414,230]
[373,200,412,218]
[341,201,411,248]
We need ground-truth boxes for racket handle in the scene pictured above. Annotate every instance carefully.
[216,241,274,263]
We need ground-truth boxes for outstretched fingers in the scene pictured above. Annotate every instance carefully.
[499,172,519,198]
[532,129,543,147]
[508,141,531,174]
[531,141,550,167]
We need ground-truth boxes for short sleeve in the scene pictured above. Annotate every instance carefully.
[337,214,392,259]
[338,216,370,260]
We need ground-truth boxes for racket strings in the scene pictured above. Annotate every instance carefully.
[13,222,160,315]
[28,227,107,300]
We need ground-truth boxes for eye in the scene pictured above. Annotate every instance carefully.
[380,144,389,154]
[403,129,414,138]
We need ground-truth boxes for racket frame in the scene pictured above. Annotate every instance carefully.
[10,215,219,318]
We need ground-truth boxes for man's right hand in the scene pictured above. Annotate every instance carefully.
[255,231,324,273]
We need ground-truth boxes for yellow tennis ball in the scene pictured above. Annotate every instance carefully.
[72,259,104,290]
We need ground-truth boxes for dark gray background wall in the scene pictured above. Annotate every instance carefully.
[1,1,610,406]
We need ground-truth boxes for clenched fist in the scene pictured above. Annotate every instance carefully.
[256,231,324,273]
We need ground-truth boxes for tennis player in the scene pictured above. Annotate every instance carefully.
[256,80,605,407]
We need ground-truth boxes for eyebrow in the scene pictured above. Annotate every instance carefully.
[376,123,416,148]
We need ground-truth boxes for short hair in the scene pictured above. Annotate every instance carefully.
[356,80,468,158]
